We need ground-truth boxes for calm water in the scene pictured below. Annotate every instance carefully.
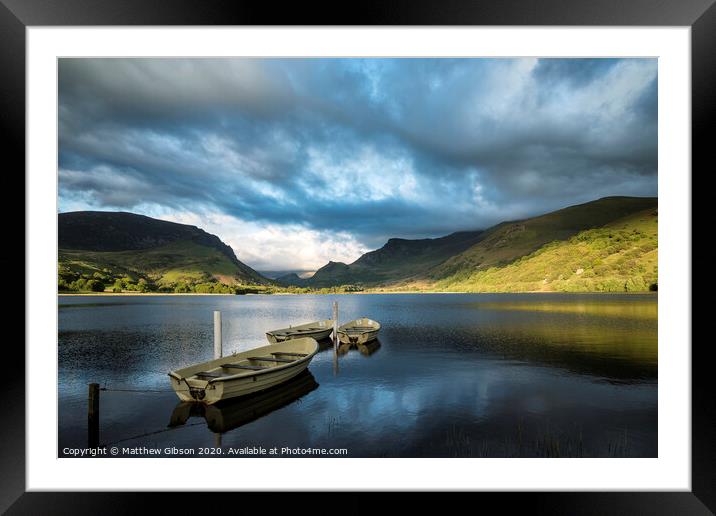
[58,293,657,457]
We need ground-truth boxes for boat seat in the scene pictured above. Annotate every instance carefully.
[273,328,319,334]
[248,356,295,363]
[272,352,308,357]
[194,371,223,378]
[222,363,269,371]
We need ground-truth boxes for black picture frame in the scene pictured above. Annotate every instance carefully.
[2,0,710,512]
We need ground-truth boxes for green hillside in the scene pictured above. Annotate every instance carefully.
[426,197,657,283]
[58,211,269,293]
[426,207,657,292]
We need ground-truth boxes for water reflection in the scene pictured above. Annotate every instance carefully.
[169,371,319,433]
[336,339,382,357]
[334,339,382,360]
[471,297,657,320]
[358,340,381,356]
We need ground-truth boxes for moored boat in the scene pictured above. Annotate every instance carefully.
[168,337,319,404]
[266,319,334,344]
[337,317,381,345]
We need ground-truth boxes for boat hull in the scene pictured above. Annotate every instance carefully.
[168,338,318,405]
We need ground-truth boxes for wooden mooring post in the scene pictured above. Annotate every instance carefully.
[88,383,100,448]
[333,347,339,376]
[332,301,339,348]
[214,310,223,359]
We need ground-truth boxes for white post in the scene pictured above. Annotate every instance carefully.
[332,300,338,347]
[214,310,222,359]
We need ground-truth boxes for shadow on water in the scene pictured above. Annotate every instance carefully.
[169,370,319,434]
[316,338,335,353]
[432,420,634,458]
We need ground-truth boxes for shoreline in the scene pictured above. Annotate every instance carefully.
[58,292,245,296]
[58,290,658,297]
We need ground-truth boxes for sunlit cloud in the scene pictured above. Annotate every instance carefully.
[157,210,367,271]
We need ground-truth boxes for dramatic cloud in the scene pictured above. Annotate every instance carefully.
[58,58,657,270]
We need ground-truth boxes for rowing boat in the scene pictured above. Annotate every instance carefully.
[337,317,381,345]
[168,337,319,404]
[266,319,334,344]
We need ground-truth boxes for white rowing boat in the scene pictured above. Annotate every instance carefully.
[168,337,319,404]
[337,318,381,345]
[266,319,334,344]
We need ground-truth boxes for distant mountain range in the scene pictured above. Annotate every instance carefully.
[302,230,485,287]
[275,196,658,291]
[58,196,658,293]
[260,270,315,281]
[274,272,310,286]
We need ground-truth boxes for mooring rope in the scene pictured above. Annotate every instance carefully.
[101,420,207,447]
[100,387,174,393]
[92,369,179,393]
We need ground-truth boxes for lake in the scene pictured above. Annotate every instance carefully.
[58,293,657,457]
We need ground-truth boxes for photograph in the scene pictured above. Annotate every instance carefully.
[57,57,659,459]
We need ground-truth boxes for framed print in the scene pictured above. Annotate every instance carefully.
[3,0,711,512]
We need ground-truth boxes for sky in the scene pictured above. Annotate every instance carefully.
[58,58,658,271]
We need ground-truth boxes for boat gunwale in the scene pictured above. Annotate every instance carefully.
[265,319,334,339]
[337,318,381,334]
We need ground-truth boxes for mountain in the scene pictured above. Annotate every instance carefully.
[307,230,485,287]
[308,196,657,289]
[424,196,657,283]
[260,270,315,281]
[58,211,269,291]
[308,261,355,287]
[275,273,308,287]
[429,206,658,292]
